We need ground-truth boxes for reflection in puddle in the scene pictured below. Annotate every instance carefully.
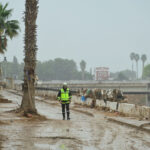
[34,143,51,149]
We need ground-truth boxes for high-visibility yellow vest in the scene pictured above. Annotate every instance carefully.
[60,88,70,102]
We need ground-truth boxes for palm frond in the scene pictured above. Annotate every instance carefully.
[0,3,20,53]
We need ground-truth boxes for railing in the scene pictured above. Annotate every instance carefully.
[13,83,150,95]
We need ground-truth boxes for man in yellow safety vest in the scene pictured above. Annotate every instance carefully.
[57,83,72,120]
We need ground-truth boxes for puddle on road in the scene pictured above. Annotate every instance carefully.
[34,143,51,149]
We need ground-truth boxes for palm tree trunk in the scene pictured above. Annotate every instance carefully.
[136,61,138,80]
[21,0,38,114]
[142,62,144,79]
[82,71,85,80]
[132,61,134,80]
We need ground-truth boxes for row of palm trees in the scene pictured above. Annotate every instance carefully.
[130,52,147,79]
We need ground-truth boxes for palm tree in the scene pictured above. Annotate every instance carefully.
[21,0,39,114]
[141,54,147,79]
[130,52,135,80]
[80,60,86,80]
[0,3,20,53]
[134,54,139,79]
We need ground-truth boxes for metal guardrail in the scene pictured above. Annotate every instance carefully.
[35,87,150,95]
[14,83,150,95]
[35,87,78,94]
[123,91,150,95]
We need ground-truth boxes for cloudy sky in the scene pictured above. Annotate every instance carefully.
[1,0,150,73]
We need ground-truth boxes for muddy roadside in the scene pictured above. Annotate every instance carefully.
[5,89,150,133]
[0,90,150,150]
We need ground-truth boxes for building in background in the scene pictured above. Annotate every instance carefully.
[95,67,109,80]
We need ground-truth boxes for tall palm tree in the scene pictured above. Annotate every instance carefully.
[141,54,147,79]
[21,0,39,114]
[0,3,20,53]
[80,60,86,80]
[130,52,135,80]
[134,54,139,79]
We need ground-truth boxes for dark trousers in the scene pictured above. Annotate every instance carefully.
[61,103,70,115]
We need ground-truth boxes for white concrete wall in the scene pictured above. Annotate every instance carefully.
[73,96,150,119]
[13,84,150,119]
[96,100,106,107]
[107,101,118,111]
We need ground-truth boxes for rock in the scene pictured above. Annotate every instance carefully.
[26,113,33,118]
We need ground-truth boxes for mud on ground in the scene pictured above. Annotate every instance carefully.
[0,90,150,150]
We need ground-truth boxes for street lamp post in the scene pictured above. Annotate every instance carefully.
[3,57,7,80]
[0,59,2,81]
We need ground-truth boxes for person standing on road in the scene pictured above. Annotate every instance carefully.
[57,83,72,120]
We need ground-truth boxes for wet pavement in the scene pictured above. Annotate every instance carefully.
[0,90,150,150]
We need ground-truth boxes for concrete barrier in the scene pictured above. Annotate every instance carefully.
[96,100,106,107]
[141,106,150,119]
[84,98,92,106]
[13,84,150,119]
[107,101,118,111]
[118,103,136,116]
[72,96,82,105]
[117,103,150,119]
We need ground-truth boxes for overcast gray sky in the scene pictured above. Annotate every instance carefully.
[1,0,150,73]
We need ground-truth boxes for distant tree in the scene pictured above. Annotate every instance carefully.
[141,54,147,79]
[80,60,86,80]
[3,58,93,81]
[134,54,139,79]
[0,3,20,53]
[111,69,136,81]
[143,64,150,79]
[36,58,85,81]
[13,56,18,64]
[130,52,135,80]
[90,68,92,75]
[2,60,24,79]
[54,58,78,80]
[117,72,129,81]
[84,71,93,80]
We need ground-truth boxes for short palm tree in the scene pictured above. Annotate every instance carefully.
[0,3,20,53]
[130,52,135,80]
[134,54,139,79]
[141,54,147,79]
[80,60,86,80]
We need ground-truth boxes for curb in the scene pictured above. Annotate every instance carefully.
[108,117,150,134]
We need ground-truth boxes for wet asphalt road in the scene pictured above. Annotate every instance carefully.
[0,90,150,150]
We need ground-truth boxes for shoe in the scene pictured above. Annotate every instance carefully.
[67,113,70,120]
[63,113,65,120]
